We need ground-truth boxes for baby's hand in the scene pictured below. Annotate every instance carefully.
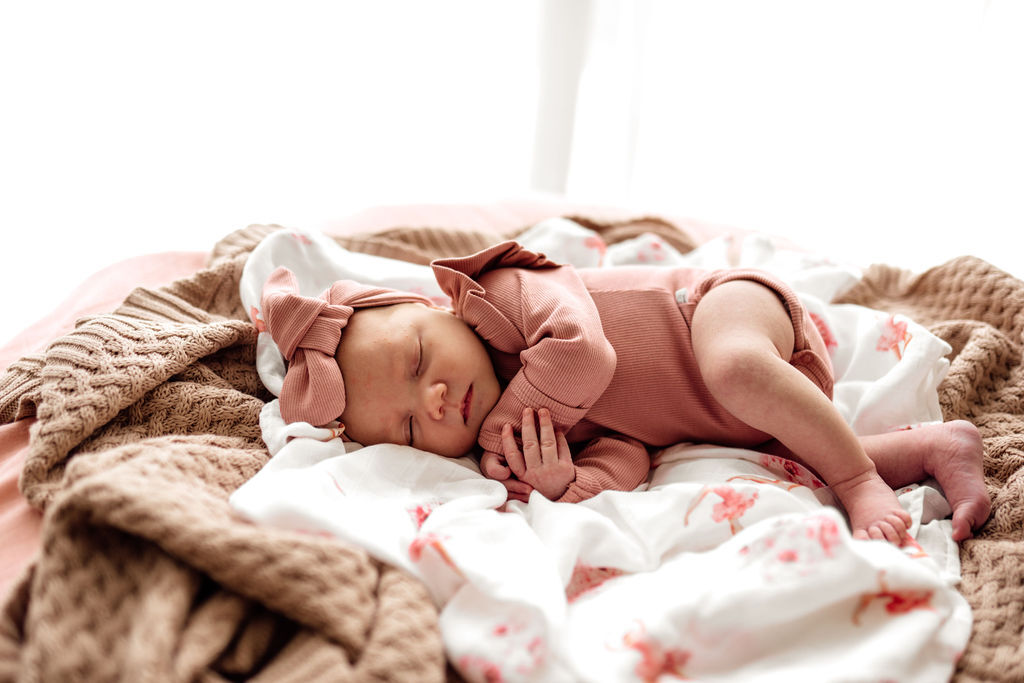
[479,451,538,503]
[501,407,575,501]
[479,451,512,480]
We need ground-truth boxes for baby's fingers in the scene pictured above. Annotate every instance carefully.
[537,408,559,465]
[503,478,534,504]
[502,424,527,479]
[555,431,572,464]
[520,408,542,471]
[480,451,511,480]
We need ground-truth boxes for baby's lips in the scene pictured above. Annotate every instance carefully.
[461,384,474,424]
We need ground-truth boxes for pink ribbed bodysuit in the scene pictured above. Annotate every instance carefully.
[431,242,833,503]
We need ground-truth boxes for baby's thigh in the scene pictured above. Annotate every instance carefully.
[690,280,796,364]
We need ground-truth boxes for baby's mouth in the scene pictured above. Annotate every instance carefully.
[461,384,473,424]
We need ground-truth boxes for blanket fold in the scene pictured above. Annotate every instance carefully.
[0,227,459,681]
[0,218,1021,681]
[835,256,1024,682]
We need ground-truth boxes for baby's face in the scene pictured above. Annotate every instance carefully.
[335,303,500,457]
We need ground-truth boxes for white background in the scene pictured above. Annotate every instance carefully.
[2,0,1022,346]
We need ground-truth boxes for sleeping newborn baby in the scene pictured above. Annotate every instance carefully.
[261,241,990,545]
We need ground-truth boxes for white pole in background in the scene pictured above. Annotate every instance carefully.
[531,0,594,194]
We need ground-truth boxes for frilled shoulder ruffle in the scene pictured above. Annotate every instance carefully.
[430,241,558,318]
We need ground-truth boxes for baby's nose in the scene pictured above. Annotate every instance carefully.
[425,382,448,420]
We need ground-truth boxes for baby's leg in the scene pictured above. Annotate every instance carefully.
[762,421,990,541]
[859,421,989,541]
[691,280,911,542]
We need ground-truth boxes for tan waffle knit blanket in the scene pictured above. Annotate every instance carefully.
[834,259,1024,682]
[0,218,1020,681]
[0,217,692,682]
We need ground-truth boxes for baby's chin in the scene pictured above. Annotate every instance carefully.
[438,431,479,458]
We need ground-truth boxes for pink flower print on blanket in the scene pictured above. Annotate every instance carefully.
[565,562,627,603]
[852,570,934,626]
[458,619,547,681]
[249,306,266,333]
[758,454,826,490]
[457,655,504,683]
[684,485,759,535]
[408,532,461,575]
[738,513,842,581]
[809,311,838,353]
[635,237,670,263]
[617,621,691,682]
[877,314,913,360]
[584,235,608,265]
[326,472,346,494]
[315,427,347,443]
[406,499,441,529]
[898,533,929,560]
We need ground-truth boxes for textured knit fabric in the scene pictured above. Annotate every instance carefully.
[432,241,834,503]
[261,266,431,426]
[0,217,1022,682]
[0,217,690,682]
[834,257,1024,682]
[0,225,449,682]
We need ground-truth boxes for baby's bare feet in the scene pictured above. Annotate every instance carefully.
[924,420,990,541]
[831,469,911,543]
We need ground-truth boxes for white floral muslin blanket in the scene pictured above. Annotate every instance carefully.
[232,220,969,682]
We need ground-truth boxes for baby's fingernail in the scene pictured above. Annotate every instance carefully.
[502,424,511,434]
[539,408,549,419]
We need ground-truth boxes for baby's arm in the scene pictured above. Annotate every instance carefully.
[557,434,651,503]
[475,265,617,455]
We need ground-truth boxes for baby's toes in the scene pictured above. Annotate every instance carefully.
[882,520,906,544]
[885,512,913,543]
[866,519,904,544]
[951,517,972,542]
[895,511,913,534]
[954,498,990,533]
[951,503,987,542]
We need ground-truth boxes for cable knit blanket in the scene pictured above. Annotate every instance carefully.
[834,259,1024,682]
[0,218,1020,681]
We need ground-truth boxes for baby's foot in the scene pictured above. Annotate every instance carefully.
[831,469,912,543]
[923,420,990,541]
